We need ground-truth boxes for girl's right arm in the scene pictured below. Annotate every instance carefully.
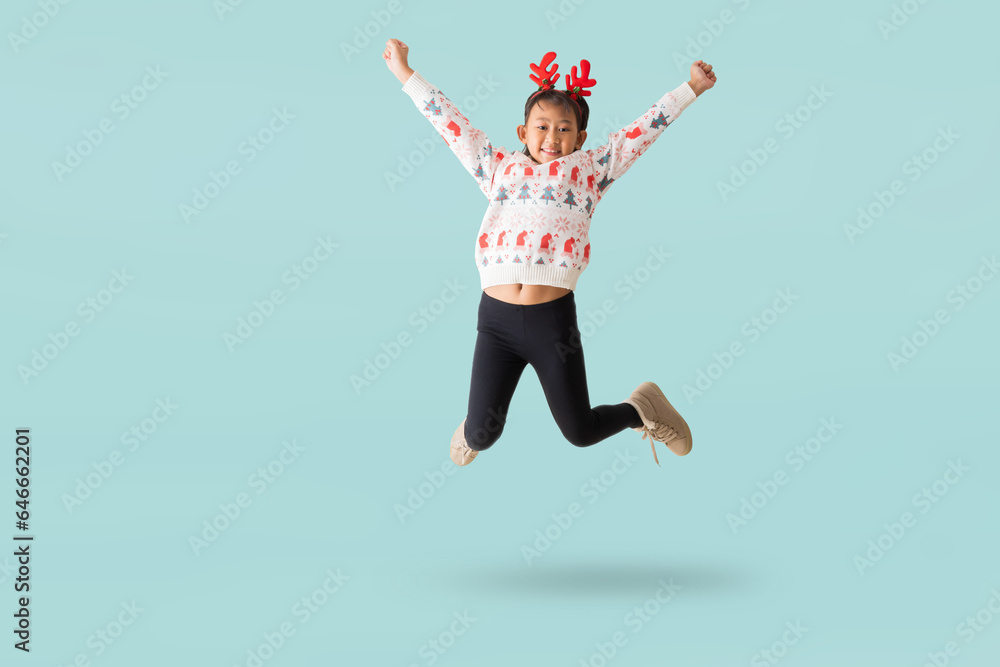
[385,40,504,199]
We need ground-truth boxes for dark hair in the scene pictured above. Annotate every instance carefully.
[521,89,590,159]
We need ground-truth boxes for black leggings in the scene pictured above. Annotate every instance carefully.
[464,290,642,451]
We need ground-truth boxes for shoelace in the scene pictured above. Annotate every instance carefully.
[453,421,477,464]
[457,441,477,464]
[638,421,680,467]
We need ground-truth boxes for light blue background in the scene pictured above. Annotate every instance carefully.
[2,0,998,665]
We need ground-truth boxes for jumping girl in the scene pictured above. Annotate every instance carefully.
[383,39,717,467]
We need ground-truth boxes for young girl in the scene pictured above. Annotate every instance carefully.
[383,39,717,467]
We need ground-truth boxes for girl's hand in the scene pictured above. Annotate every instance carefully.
[383,39,411,80]
[688,60,717,96]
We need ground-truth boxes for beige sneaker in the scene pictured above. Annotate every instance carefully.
[450,419,478,466]
[622,381,692,465]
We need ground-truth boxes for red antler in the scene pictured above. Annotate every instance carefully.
[565,59,596,99]
[529,51,560,90]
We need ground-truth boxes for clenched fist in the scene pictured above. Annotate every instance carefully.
[384,39,414,85]
[688,60,717,96]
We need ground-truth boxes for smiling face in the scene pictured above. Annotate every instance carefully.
[517,98,588,164]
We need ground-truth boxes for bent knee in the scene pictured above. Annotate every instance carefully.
[562,427,598,448]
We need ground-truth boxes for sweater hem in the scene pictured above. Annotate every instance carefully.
[478,262,582,291]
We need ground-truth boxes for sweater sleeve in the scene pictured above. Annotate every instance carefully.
[587,81,697,201]
[401,70,505,199]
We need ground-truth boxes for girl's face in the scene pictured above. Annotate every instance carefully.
[517,100,587,164]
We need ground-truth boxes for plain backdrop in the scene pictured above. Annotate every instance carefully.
[2,0,998,665]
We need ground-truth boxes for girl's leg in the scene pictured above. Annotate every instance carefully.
[465,293,529,451]
[523,292,642,447]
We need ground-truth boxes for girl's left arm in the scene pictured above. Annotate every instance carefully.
[585,81,697,203]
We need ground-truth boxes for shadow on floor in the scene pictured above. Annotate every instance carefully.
[428,559,759,599]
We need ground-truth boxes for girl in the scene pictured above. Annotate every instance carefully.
[383,39,717,467]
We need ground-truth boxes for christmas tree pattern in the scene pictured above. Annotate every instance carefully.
[597,152,610,167]
[495,186,509,205]
[597,175,614,193]
[422,97,443,117]
[540,185,557,205]
[474,162,486,180]
[562,189,578,210]
[650,111,670,129]
[585,196,593,216]
[535,257,546,265]
[517,184,532,204]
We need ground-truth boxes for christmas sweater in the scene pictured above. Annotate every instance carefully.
[401,70,697,291]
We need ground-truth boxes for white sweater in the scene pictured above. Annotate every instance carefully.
[401,70,696,291]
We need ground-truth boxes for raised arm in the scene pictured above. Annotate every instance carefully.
[587,82,696,200]
[587,60,716,201]
[385,39,504,199]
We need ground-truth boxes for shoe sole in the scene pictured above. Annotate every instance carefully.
[644,381,692,456]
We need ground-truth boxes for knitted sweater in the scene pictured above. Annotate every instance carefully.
[401,70,697,291]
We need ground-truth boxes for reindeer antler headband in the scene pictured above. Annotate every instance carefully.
[528,51,596,105]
